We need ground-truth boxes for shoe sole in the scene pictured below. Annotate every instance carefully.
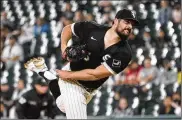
[24,57,45,69]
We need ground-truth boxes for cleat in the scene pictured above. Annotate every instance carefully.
[24,57,48,73]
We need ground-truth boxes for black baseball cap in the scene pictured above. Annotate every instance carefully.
[34,78,47,86]
[115,9,140,25]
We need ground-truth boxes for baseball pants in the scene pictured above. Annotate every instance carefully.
[39,63,95,119]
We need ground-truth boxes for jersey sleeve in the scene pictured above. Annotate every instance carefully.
[71,21,96,40]
[102,52,131,75]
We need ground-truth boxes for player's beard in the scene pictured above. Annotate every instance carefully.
[116,27,131,40]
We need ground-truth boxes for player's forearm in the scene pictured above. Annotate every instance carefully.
[68,69,102,81]
[61,25,72,53]
[57,65,112,81]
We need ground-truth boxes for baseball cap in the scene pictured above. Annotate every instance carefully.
[34,78,47,86]
[115,9,140,25]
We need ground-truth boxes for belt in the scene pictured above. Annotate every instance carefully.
[76,81,96,93]
[63,79,96,93]
[83,86,96,93]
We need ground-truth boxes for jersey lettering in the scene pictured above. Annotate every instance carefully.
[102,54,111,61]
[112,59,121,67]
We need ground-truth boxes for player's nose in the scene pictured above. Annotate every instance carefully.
[127,23,132,29]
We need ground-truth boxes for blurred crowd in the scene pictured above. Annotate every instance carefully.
[0,0,181,119]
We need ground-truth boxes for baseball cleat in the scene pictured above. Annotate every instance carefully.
[24,57,48,73]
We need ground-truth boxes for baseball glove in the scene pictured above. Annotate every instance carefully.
[62,44,90,62]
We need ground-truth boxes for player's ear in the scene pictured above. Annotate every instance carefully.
[113,18,119,26]
[130,29,133,33]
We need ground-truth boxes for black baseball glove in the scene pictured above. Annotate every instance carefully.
[62,44,90,62]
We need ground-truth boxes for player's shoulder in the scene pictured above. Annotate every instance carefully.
[82,21,110,29]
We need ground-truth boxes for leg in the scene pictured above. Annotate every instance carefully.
[38,71,61,99]
[58,80,87,119]
[24,57,64,112]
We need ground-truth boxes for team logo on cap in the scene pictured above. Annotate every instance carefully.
[131,11,135,18]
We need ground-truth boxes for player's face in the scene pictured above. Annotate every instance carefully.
[35,85,48,94]
[119,98,128,109]
[144,59,151,68]
[115,19,134,38]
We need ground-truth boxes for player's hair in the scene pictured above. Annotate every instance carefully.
[144,56,151,61]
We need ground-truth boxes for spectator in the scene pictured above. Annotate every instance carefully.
[172,4,181,24]
[64,2,73,12]
[1,11,14,31]
[112,97,134,117]
[113,59,141,105]
[172,92,181,106]
[15,78,55,119]
[98,1,113,14]
[12,80,27,103]
[9,80,27,119]
[137,57,159,86]
[136,57,159,115]
[0,35,6,72]
[158,0,172,25]
[171,92,181,116]
[101,12,113,25]
[154,28,167,49]
[15,24,34,60]
[114,67,130,102]
[1,35,24,70]
[0,102,5,118]
[1,26,11,46]
[57,13,74,38]
[61,13,74,26]
[57,3,74,36]
[142,29,152,49]
[59,2,74,23]
[0,79,14,118]
[85,13,95,21]
[16,24,34,45]
[159,96,175,115]
[33,17,50,37]
[160,59,177,96]
[122,59,142,85]
[115,59,142,86]
[74,10,85,22]
[128,31,144,50]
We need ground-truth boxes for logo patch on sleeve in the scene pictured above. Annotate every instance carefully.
[112,59,121,67]
[19,97,27,104]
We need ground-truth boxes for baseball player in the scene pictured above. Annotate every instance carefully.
[24,9,139,119]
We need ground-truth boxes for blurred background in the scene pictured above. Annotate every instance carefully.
[0,0,181,119]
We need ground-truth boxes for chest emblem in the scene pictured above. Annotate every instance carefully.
[91,36,97,41]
